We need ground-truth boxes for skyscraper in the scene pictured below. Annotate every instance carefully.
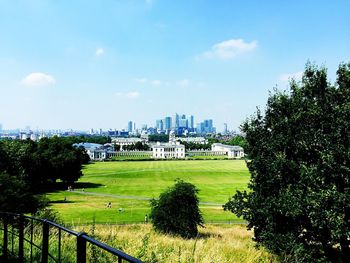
[179,118,188,128]
[197,119,215,134]
[172,113,179,129]
[223,123,228,134]
[156,119,163,130]
[128,121,133,132]
[164,117,172,130]
[187,115,194,129]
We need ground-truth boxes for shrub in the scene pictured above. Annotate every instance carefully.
[150,180,204,238]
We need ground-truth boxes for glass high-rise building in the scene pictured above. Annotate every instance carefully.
[172,113,179,129]
[156,119,163,130]
[164,117,172,130]
[187,115,194,129]
[128,121,133,132]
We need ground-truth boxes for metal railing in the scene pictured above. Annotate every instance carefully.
[0,212,143,263]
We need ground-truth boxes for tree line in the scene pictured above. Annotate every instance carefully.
[0,137,89,214]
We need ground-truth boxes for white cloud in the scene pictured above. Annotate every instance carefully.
[134,78,162,86]
[114,91,140,99]
[178,79,190,88]
[126,91,140,99]
[96,48,104,56]
[150,80,161,86]
[21,72,56,87]
[198,39,258,60]
[135,78,148,83]
[279,71,303,82]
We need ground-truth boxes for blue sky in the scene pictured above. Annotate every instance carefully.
[0,0,349,132]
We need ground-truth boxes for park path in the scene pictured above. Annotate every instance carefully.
[69,190,223,206]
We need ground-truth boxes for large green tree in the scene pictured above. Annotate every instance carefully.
[0,137,89,190]
[224,63,350,262]
[0,172,45,213]
[150,180,204,238]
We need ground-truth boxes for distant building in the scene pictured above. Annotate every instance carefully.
[197,119,215,134]
[163,117,172,130]
[156,119,163,130]
[152,142,185,159]
[211,143,244,158]
[172,113,179,130]
[223,123,228,134]
[111,137,145,150]
[73,142,110,160]
[128,121,133,132]
[187,115,194,129]
[177,137,207,144]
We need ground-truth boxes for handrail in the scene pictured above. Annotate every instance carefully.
[0,212,143,263]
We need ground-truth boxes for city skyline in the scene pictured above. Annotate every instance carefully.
[0,111,222,134]
[1,1,349,130]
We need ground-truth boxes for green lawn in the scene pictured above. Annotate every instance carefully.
[47,160,250,224]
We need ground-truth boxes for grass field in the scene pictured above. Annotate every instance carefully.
[0,224,276,263]
[47,160,250,224]
[73,224,276,263]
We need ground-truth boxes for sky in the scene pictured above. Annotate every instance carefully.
[0,0,349,132]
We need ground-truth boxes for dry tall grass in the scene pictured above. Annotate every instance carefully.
[76,224,277,263]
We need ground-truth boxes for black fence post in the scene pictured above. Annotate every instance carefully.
[41,220,49,263]
[77,232,87,263]
[18,214,24,262]
[2,215,8,261]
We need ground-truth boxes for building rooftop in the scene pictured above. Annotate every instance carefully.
[212,143,243,151]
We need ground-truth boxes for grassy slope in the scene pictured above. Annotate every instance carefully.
[47,160,250,224]
[74,224,277,263]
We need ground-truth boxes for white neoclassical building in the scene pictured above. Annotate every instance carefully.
[211,143,244,158]
[152,142,185,159]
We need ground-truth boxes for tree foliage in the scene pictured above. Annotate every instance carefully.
[150,180,204,238]
[0,172,45,213]
[224,63,350,262]
[123,142,150,151]
[0,137,89,190]
[0,136,89,214]
[179,141,211,150]
[61,135,111,145]
[148,134,169,142]
[225,135,247,149]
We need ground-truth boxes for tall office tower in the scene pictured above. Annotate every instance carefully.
[156,119,163,130]
[0,123,2,133]
[172,113,179,129]
[179,118,188,128]
[203,119,210,133]
[128,121,133,132]
[196,123,204,133]
[164,116,172,130]
[223,123,228,134]
[187,115,194,129]
[208,119,213,132]
[198,119,215,133]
